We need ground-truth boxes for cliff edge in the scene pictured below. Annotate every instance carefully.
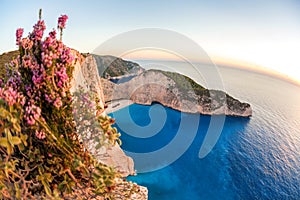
[70,51,148,199]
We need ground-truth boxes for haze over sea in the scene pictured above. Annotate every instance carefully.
[109,61,300,200]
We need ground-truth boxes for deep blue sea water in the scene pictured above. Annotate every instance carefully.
[109,62,300,200]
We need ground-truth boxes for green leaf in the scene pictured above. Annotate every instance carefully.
[5,128,12,142]
[42,179,52,197]
[0,138,9,148]
[10,136,21,145]
[12,122,21,133]
[0,107,10,118]
[18,143,25,151]
[44,173,53,183]
[7,145,13,155]
[20,133,28,146]
[0,137,13,155]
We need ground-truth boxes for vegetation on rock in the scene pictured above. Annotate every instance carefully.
[158,69,205,94]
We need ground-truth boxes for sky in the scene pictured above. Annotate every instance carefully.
[1,0,300,84]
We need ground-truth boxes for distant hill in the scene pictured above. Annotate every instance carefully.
[92,54,145,78]
[0,50,19,79]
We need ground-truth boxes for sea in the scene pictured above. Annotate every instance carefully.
[109,60,300,200]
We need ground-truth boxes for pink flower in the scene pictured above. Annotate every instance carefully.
[24,102,41,125]
[22,55,32,68]
[55,66,69,88]
[25,85,33,97]
[42,36,55,50]
[56,42,64,55]
[21,38,33,50]
[57,81,63,88]
[2,87,17,106]
[35,130,46,140]
[0,84,25,107]
[31,20,46,41]
[32,67,45,87]
[41,51,53,67]
[16,28,24,45]
[49,30,56,39]
[61,91,66,97]
[53,97,62,108]
[57,15,68,29]
[45,93,53,103]
[60,48,74,64]
[20,96,26,106]
[26,116,35,125]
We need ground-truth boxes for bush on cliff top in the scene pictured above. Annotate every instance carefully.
[0,10,121,199]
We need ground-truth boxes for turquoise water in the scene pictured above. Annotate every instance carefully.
[109,64,300,199]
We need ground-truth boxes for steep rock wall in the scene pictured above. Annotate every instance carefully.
[71,52,148,199]
[71,52,136,176]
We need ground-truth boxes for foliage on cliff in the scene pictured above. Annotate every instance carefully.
[0,10,121,199]
[157,69,205,93]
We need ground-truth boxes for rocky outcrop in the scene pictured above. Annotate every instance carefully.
[103,69,252,117]
[71,52,148,199]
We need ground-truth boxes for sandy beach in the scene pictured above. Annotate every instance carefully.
[106,99,134,114]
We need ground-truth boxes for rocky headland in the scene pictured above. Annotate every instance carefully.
[98,59,252,117]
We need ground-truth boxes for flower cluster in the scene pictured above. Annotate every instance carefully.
[58,15,68,29]
[24,101,41,125]
[0,11,122,199]
[21,55,33,68]
[30,20,46,41]
[0,86,25,107]
[20,38,33,50]
[40,39,73,107]
[32,66,46,87]
[16,28,24,45]
[35,130,46,140]
[16,15,73,111]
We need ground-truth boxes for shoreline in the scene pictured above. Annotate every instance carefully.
[106,99,134,114]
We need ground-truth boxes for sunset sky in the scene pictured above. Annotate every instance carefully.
[1,0,300,83]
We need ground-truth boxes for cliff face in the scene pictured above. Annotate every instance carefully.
[103,69,252,117]
[71,52,136,176]
[70,52,148,199]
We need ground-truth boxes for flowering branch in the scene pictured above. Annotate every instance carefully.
[58,14,68,41]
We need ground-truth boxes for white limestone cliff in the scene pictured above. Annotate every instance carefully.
[70,51,148,199]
